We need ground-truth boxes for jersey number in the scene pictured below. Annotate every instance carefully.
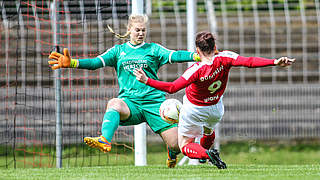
[208,80,222,94]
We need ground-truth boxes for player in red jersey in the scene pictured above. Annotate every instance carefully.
[133,31,295,168]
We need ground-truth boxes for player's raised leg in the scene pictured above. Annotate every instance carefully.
[199,127,216,163]
[84,98,130,153]
[160,126,181,168]
[200,127,215,149]
[178,133,226,169]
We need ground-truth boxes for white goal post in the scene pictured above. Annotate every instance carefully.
[133,0,147,167]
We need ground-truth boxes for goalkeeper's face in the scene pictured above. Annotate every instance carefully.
[129,22,147,45]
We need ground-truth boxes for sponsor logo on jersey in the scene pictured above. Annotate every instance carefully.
[200,65,224,82]
[204,95,219,103]
[122,59,148,71]
[120,52,126,56]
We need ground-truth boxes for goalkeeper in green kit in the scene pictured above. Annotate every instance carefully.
[48,14,199,168]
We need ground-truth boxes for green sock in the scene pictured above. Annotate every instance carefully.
[101,108,120,142]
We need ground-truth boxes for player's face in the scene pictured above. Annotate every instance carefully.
[129,22,147,45]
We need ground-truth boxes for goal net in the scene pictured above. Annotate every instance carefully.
[1,0,320,168]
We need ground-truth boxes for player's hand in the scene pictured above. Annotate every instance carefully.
[133,67,148,84]
[274,57,295,67]
[48,48,71,70]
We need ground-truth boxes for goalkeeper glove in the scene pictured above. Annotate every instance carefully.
[48,48,78,70]
[193,53,201,62]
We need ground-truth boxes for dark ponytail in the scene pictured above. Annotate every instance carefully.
[195,31,215,55]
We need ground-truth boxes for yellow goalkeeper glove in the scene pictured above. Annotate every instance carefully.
[48,48,78,70]
[193,53,201,62]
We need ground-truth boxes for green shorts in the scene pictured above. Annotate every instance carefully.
[119,97,177,134]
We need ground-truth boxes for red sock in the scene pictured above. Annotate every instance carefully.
[181,143,209,159]
[200,131,215,149]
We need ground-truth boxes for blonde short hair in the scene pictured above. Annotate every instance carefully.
[127,14,149,29]
[107,14,149,39]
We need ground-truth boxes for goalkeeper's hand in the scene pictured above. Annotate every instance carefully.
[193,53,201,62]
[274,57,295,67]
[193,50,219,62]
[48,48,74,70]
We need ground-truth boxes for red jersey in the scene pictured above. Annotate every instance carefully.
[146,51,275,106]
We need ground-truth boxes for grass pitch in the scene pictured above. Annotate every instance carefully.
[1,164,320,180]
[1,141,319,179]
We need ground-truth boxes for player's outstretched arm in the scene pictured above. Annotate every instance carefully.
[232,54,295,68]
[133,67,189,94]
[274,57,295,67]
[48,48,78,70]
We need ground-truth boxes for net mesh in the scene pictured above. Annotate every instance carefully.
[0,0,320,168]
[1,0,136,168]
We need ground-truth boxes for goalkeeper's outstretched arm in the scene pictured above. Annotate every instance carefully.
[48,48,76,70]
[48,48,107,70]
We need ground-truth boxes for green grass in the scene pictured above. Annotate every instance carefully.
[1,164,320,180]
[1,141,320,179]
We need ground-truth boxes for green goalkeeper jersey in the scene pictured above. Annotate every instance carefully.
[78,42,195,100]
